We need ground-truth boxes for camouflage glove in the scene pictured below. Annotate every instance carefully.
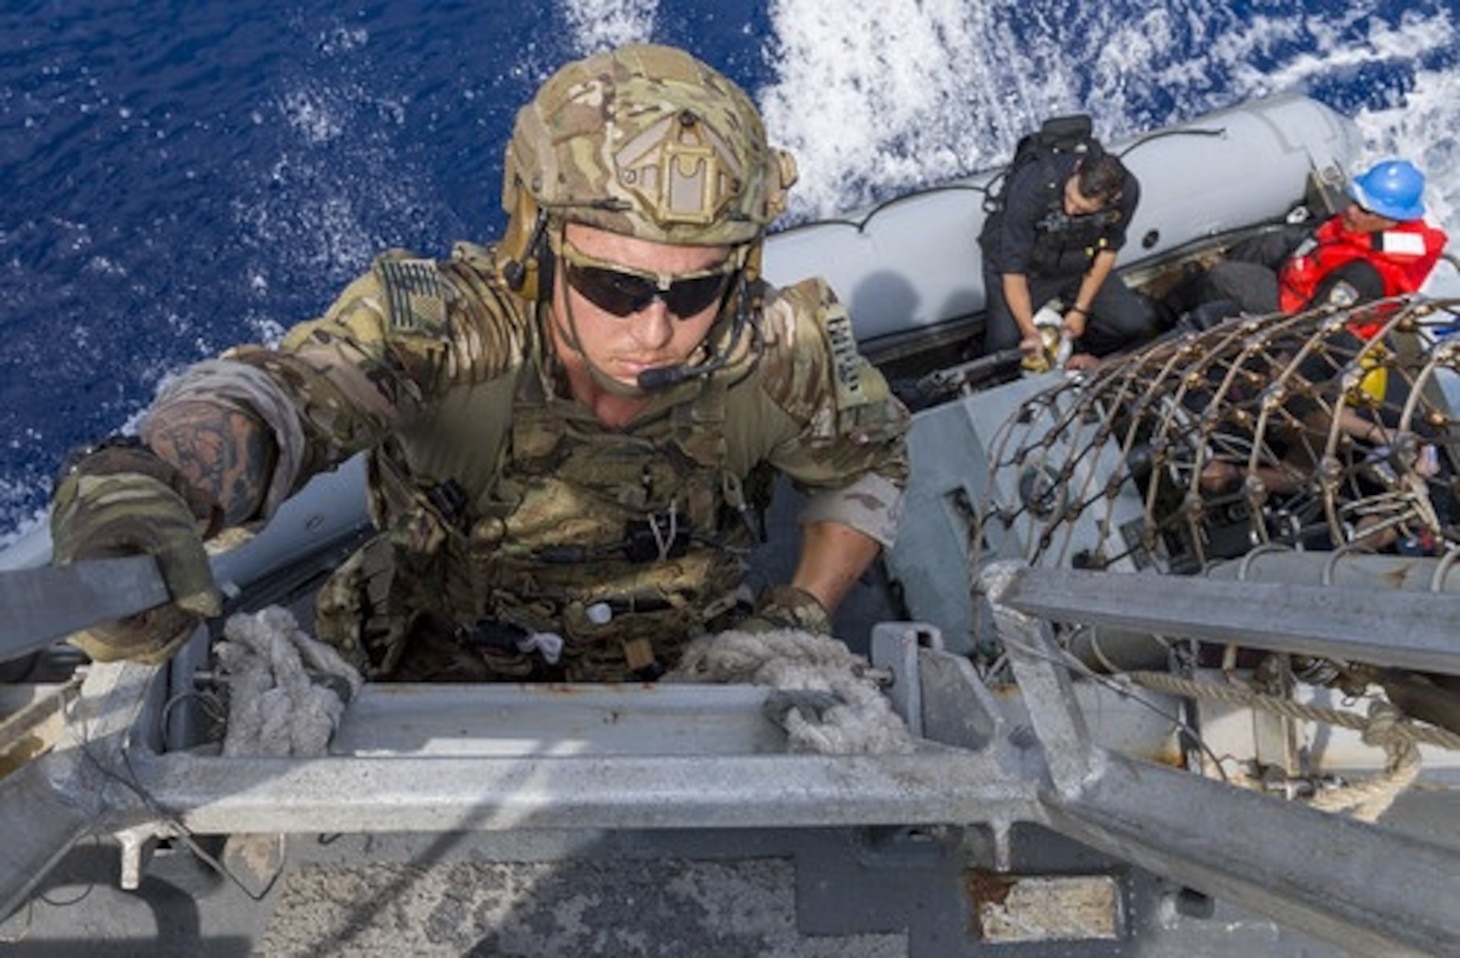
[50,440,222,664]
[737,584,833,636]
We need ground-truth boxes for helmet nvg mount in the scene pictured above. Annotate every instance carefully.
[498,43,798,299]
[1348,159,1427,222]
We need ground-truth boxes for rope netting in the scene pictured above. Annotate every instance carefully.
[973,297,1460,573]
[965,296,1460,817]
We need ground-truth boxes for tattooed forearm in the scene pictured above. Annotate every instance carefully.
[141,399,277,527]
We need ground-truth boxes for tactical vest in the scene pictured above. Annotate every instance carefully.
[357,252,767,680]
[981,152,1123,279]
[1027,204,1122,277]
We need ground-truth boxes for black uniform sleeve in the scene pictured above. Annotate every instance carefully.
[988,162,1052,275]
[1105,171,1140,252]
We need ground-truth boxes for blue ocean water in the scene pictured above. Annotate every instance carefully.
[2,0,1457,543]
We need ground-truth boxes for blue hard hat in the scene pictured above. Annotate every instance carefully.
[1348,159,1426,221]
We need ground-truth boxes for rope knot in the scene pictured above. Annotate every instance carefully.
[1360,700,1404,750]
[666,627,914,754]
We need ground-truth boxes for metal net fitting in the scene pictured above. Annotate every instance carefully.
[972,296,1460,574]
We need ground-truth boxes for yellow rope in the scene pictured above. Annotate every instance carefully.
[1128,671,1445,823]
[1307,702,1422,822]
[1128,670,1460,750]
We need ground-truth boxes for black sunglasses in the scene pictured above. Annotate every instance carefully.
[558,238,737,319]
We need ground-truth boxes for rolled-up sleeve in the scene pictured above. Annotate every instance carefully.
[735,278,910,547]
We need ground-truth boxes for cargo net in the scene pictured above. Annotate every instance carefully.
[971,297,1460,574]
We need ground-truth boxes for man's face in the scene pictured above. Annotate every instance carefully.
[549,223,735,388]
[1341,200,1397,234]
[1063,176,1111,217]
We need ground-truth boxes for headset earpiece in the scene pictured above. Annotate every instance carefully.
[498,177,551,300]
[502,226,553,300]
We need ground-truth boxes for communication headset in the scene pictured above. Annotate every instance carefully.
[498,167,555,302]
[498,184,767,392]
[635,265,764,391]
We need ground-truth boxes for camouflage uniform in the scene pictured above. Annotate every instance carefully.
[58,44,909,677]
[151,240,908,681]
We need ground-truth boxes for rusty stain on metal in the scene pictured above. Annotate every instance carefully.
[965,869,1016,938]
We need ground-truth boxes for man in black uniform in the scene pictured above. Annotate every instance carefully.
[979,145,1160,368]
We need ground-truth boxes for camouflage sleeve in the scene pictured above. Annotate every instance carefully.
[738,277,910,547]
[147,358,312,521]
[149,248,522,520]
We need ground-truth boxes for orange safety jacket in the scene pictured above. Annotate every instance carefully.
[1278,216,1448,337]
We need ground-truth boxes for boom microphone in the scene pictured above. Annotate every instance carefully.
[636,341,741,389]
[635,284,756,391]
[636,364,696,391]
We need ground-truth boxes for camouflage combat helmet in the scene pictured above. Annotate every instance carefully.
[499,44,797,296]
